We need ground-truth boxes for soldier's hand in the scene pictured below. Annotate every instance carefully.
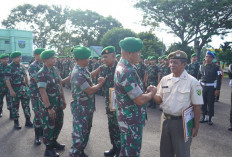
[98,77,106,85]
[10,90,16,97]
[48,109,56,119]
[215,90,220,97]
[192,126,199,138]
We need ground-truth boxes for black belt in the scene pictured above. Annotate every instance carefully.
[164,113,182,120]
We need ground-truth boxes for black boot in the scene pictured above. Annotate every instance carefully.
[44,145,59,157]
[114,149,120,157]
[14,119,21,130]
[53,141,65,150]
[228,123,232,131]
[9,109,13,119]
[104,145,117,156]
[34,128,41,145]
[80,150,88,157]
[208,116,213,126]
[25,117,33,127]
[0,109,2,117]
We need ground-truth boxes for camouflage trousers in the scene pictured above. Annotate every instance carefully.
[0,91,12,111]
[119,123,143,157]
[12,91,31,119]
[41,107,64,146]
[69,101,93,157]
[31,96,42,128]
[106,107,121,148]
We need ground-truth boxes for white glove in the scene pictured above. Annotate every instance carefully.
[229,79,232,88]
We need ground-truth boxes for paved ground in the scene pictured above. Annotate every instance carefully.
[0,78,232,157]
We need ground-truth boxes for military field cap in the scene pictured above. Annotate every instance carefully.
[10,51,21,59]
[119,37,143,53]
[40,50,55,60]
[73,46,91,59]
[168,50,187,60]
[206,50,215,58]
[191,53,197,58]
[116,54,121,58]
[0,53,9,59]
[150,56,156,60]
[34,48,45,55]
[101,46,115,55]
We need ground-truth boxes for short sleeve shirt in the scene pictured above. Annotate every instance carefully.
[114,58,146,127]
[157,70,203,116]
[70,64,95,113]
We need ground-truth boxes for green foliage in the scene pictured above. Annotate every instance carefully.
[216,42,232,65]
[100,27,137,53]
[2,4,122,54]
[135,0,232,56]
[137,32,166,58]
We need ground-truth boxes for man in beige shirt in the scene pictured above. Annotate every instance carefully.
[154,50,203,157]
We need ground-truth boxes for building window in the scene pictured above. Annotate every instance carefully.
[5,40,10,44]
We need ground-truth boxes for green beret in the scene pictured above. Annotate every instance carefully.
[191,53,197,58]
[150,56,156,60]
[116,54,121,58]
[119,37,143,53]
[101,46,115,55]
[40,50,55,60]
[73,46,91,59]
[10,51,21,59]
[168,50,187,60]
[0,53,9,59]
[34,48,45,55]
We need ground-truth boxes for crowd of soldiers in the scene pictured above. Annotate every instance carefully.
[0,35,231,157]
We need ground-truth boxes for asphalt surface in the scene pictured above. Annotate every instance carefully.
[0,78,232,157]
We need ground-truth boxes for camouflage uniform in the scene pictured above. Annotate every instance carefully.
[64,59,72,78]
[114,58,146,157]
[100,62,121,149]
[159,65,171,79]
[187,62,200,79]
[147,65,159,86]
[37,65,64,147]
[0,62,11,112]
[136,62,146,83]
[4,62,31,119]
[69,64,95,157]
[28,60,43,128]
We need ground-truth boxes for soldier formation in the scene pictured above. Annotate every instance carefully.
[0,36,230,157]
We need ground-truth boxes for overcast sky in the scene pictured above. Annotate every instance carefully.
[0,0,231,48]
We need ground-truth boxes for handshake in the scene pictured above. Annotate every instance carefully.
[146,85,157,94]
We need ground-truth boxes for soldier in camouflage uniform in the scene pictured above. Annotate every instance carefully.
[37,50,66,157]
[116,54,121,62]
[114,37,156,157]
[5,51,33,129]
[146,56,159,108]
[136,55,146,85]
[28,48,45,145]
[69,46,105,157]
[99,46,121,157]
[186,53,200,79]
[158,56,171,82]
[198,51,222,125]
[0,53,12,118]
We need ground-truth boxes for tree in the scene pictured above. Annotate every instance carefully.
[68,9,122,46]
[137,32,166,58]
[135,0,232,57]
[216,42,232,67]
[100,27,137,53]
